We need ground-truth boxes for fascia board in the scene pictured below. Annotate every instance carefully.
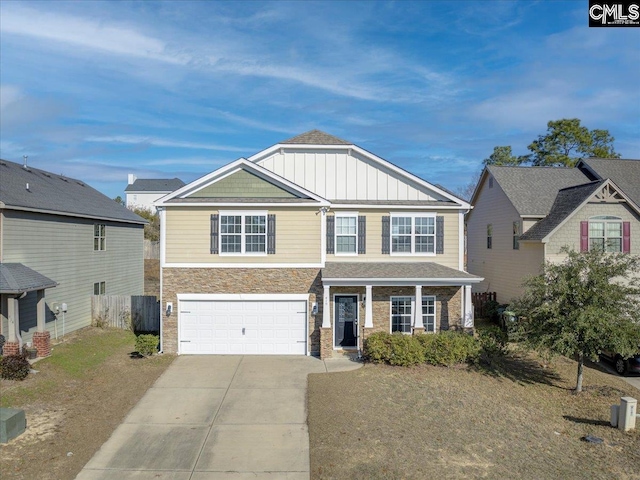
[322,277,484,287]
[2,205,147,225]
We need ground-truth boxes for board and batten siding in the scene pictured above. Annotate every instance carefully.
[326,209,460,269]
[164,206,322,264]
[467,175,544,304]
[0,210,144,341]
[546,201,640,264]
[257,149,449,202]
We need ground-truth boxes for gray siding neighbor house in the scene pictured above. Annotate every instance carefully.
[0,159,146,356]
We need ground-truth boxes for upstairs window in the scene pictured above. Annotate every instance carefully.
[220,212,267,254]
[93,281,105,295]
[94,224,106,251]
[513,221,520,250]
[589,216,622,253]
[335,215,357,254]
[487,224,492,249]
[391,214,436,254]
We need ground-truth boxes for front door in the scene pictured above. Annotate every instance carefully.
[335,295,358,348]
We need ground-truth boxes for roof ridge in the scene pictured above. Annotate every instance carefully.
[280,129,351,145]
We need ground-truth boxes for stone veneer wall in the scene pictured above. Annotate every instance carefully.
[162,268,463,358]
[161,268,323,354]
[364,286,463,341]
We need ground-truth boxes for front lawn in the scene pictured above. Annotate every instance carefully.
[308,352,640,479]
[0,327,174,480]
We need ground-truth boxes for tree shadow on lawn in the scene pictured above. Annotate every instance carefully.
[471,354,564,388]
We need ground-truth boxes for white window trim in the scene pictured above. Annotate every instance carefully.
[422,295,437,333]
[218,210,268,256]
[390,296,414,334]
[390,213,436,256]
[588,215,623,252]
[390,295,437,334]
[93,281,105,295]
[334,212,359,256]
[94,224,106,251]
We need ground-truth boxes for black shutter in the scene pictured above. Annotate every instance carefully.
[436,216,444,254]
[267,214,276,254]
[326,216,335,254]
[358,215,366,254]
[210,214,219,254]
[382,216,390,254]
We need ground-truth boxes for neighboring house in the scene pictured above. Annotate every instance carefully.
[156,130,481,358]
[467,158,640,304]
[125,175,185,210]
[0,159,146,357]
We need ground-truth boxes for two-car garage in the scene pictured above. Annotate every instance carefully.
[177,295,308,355]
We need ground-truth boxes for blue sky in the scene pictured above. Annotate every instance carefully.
[1,1,638,200]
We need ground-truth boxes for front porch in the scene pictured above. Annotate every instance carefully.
[318,262,482,359]
[0,263,58,358]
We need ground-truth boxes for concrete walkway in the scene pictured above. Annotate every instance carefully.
[76,355,362,480]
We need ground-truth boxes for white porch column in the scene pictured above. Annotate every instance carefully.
[463,285,474,328]
[37,290,46,332]
[322,285,331,328]
[414,285,424,328]
[364,285,373,328]
[7,297,18,343]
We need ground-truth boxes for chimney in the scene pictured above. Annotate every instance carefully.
[128,173,137,185]
[23,155,28,169]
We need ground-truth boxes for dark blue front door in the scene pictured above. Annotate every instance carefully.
[335,295,358,347]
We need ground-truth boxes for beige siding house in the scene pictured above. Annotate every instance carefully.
[0,159,146,357]
[157,130,481,358]
[467,159,640,305]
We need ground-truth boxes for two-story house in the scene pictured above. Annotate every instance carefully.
[0,159,146,357]
[156,130,481,358]
[467,158,640,305]
[125,175,185,211]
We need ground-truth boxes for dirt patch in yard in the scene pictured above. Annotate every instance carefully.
[308,353,640,480]
[0,327,174,480]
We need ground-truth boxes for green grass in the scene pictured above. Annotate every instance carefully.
[0,328,136,408]
[45,329,135,378]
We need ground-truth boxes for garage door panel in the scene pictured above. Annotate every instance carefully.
[179,299,307,355]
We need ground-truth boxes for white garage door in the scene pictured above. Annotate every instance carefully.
[179,299,307,355]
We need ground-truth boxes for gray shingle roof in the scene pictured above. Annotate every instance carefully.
[487,166,589,216]
[0,159,146,224]
[578,158,640,206]
[281,130,351,145]
[125,178,185,192]
[322,262,480,281]
[0,263,58,294]
[519,181,603,241]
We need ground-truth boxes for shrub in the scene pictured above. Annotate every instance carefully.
[0,354,31,381]
[135,334,159,356]
[477,326,508,363]
[418,331,480,367]
[363,332,393,364]
[388,333,425,366]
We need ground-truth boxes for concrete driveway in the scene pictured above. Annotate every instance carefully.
[76,355,361,480]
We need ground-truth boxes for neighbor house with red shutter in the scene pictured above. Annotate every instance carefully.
[467,158,640,305]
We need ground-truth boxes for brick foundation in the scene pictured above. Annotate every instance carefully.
[413,327,425,335]
[3,341,20,356]
[33,331,51,357]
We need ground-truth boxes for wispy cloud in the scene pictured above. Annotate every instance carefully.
[85,135,250,152]
[0,5,188,64]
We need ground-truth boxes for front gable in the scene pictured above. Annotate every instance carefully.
[187,169,297,199]
[248,135,467,207]
[156,158,328,206]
